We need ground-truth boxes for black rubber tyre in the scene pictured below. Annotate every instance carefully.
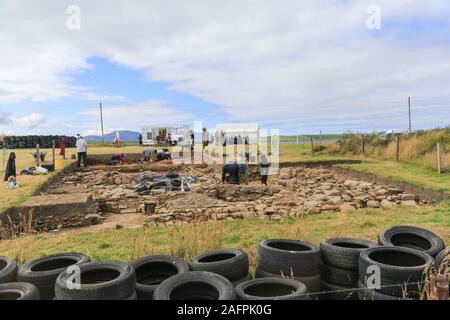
[235,277,311,300]
[232,273,253,287]
[357,280,401,300]
[319,281,358,300]
[378,225,445,258]
[359,246,433,298]
[257,239,320,277]
[165,172,179,179]
[255,267,321,293]
[17,252,90,300]
[126,292,138,300]
[131,255,189,300]
[320,263,359,287]
[153,271,235,300]
[0,256,18,284]
[434,248,448,268]
[189,249,249,282]
[0,282,40,300]
[55,260,136,300]
[320,238,376,270]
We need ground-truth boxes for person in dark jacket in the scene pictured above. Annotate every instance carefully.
[222,162,240,185]
[260,153,271,185]
[4,152,16,182]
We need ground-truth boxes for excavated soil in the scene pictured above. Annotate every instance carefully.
[35,160,439,232]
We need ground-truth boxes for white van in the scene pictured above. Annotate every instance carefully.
[142,125,190,146]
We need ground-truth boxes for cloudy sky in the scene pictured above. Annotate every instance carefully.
[1,0,450,136]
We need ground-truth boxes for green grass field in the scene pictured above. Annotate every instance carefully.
[338,160,450,193]
[1,202,449,266]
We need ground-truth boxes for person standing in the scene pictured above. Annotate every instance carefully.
[138,134,143,147]
[202,127,209,148]
[3,152,16,182]
[190,130,195,147]
[260,153,271,185]
[59,137,66,159]
[76,136,88,168]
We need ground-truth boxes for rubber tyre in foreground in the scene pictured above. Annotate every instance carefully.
[319,281,358,300]
[131,255,189,300]
[359,246,433,298]
[189,249,249,282]
[232,273,253,287]
[357,280,401,300]
[0,256,18,284]
[257,239,320,277]
[0,282,40,300]
[255,267,321,293]
[235,277,311,300]
[17,252,90,300]
[434,248,449,268]
[378,225,445,258]
[55,260,136,300]
[153,271,235,300]
[320,263,359,287]
[320,238,376,270]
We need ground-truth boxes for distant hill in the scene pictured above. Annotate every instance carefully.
[85,130,140,142]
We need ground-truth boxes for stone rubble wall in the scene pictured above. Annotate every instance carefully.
[39,163,430,229]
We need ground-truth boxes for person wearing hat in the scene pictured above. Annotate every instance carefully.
[76,135,88,168]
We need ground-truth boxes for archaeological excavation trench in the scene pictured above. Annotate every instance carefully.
[0,154,441,237]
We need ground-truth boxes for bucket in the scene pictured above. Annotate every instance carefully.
[55,159,63,170]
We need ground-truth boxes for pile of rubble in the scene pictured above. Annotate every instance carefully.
[42,163,430,228]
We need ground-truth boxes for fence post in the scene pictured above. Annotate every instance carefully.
[437,142,442,174]
[319,130,322,147]
[310,137,314,154]
[396,134,400,161]
[36,144,40,167]
[361,134,365,157]
[52,138,56,167]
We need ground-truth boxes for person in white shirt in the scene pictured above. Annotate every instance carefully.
[202,127,209,148]
[76,136,88,168]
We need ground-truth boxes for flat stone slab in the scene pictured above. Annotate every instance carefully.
[21,193,92,208]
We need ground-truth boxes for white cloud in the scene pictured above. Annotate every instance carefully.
[0,0,450,132]
[0,108,11,125]
[11,113,45,128]
[78,100,193,135]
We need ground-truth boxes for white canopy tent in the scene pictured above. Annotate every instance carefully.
[214,122,260,144]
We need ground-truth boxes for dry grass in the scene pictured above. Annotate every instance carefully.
[423,150,450,172]
[1,203,448,267]
[334,129,450,173]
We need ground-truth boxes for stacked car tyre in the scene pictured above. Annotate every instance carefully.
[359,246,434,300]
[0,282,40,300]
[131,255,189,300]
[17,252,90,300]
[188,249,252,286]
[0,256,18,284]
[319,238,376,300]
[235,278,311,300]
[255,240,321,295]
[154,271,235,300]
[378,225,445,258]
[55,260,136,300]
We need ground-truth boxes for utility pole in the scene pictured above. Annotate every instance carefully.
[100,102,105,146]
[408,97,412,134]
